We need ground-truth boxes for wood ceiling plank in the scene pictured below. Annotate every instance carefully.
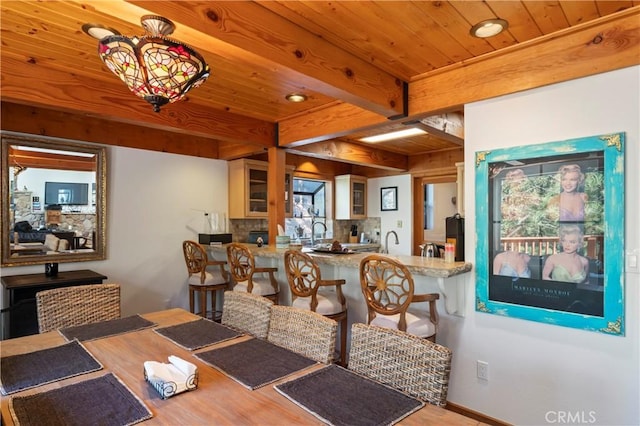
[301,1,451,72]
[279,7,639,147]
[0,54,276,147]
[485,1,544,42]
[449,1,519,50]
[401,2,476,64]
[522,1,571,34]
[2,102,222,159]
[257,1,422,80]
[2,1,334,122]
[595,1,635,15]
[410,7,640,116]
[126,0,406,118]
[414,1,495,58]
[557,1,601,26]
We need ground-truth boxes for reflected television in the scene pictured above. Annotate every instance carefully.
[44,182,89,205]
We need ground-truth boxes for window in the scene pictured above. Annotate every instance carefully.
[289,178,327,240]
[423,184,434,230]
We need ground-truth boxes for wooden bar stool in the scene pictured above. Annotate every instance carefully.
[226,243,279,304]
[183,240,230,321]
[359,254,439,342]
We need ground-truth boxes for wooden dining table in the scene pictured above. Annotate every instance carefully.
[1,308,483,425]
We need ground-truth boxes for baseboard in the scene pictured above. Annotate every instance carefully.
[445,402,511,426]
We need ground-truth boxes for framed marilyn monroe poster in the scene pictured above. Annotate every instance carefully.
[475,133,625,335]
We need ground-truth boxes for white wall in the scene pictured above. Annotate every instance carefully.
[457,66,639,425]
[367,175,412,255]
[2,147,229,316]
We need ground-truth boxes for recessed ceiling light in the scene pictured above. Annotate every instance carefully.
[82,23,120,40]
[285,93,307,103]
[359,128,427,143]
[470,18,508,38]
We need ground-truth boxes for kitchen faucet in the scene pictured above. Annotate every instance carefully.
[311,221,327,246]
[382,230,399,254]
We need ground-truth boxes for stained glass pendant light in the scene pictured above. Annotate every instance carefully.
[84,16,209,112]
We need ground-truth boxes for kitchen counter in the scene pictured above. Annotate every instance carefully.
[207,243,472,316]
[207,243,469,278]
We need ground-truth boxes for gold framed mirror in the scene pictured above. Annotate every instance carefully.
[1,132,106,266]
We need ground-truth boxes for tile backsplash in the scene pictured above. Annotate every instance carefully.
[229,217,381,244]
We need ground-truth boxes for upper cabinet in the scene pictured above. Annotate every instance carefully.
[335,175,367,219]
[228,159,293,219]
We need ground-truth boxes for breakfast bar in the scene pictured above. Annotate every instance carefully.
[207,244,473,325]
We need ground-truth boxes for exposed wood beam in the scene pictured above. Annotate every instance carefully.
[0,55,276,148]
[217,142,267,161]
[1,102,221,159]
[414,113,464,145]
[278,102,387,147]
[286,139,408,171]
[126,0,406,118]
[410,7,640,113]
[278,9,639,146]
[267,147,286,246]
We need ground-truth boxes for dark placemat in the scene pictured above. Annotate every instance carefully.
[154,318,242,350]
[60,315,156,342]
[275,364,424,426]
[1,340,102,395]
[10,373,152,426]
[195,338,317,390]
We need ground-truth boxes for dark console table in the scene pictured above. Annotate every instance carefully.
[1,269,107,339]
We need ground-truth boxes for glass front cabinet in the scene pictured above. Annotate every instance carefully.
[228,159,293,218]
[335,174,367,219]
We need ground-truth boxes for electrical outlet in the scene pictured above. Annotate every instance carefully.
[477,360,489,380]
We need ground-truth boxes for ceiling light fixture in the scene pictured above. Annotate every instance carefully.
[359,128,427,143]
[285,93,307,103]
[470,18,508,38]
[83,15,209,113]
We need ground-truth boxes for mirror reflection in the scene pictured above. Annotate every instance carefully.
[1,133,106,266]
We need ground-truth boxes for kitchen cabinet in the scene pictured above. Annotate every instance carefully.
[228,159,293,219]
[335,175,367,219]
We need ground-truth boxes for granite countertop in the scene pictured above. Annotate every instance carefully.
[207,243,472,279]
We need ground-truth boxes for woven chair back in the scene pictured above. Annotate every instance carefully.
[226,243,254,282]
[348,323,452,407]
[36,283,121,333]
[221,290,273,339]
[267,305,337,364]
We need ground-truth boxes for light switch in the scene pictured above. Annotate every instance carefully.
[627,249,640,273]
[397,220,403,228]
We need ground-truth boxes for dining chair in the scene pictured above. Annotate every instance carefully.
[221,290,274,339]
[36,283,121,333]
[267,305,337,365]
[348,323,452,407]
[226,242,279,304]
[359,254,440,342]
[283,249,348,366]
[183,240,230,321]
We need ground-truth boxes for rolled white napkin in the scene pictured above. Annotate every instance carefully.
[144,356,197,394]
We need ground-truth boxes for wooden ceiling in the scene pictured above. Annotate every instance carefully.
[1,1,638,172]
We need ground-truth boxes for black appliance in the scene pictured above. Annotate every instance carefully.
[445,213,465,261]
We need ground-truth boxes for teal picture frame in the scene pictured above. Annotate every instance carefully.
[475,133,625,335]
